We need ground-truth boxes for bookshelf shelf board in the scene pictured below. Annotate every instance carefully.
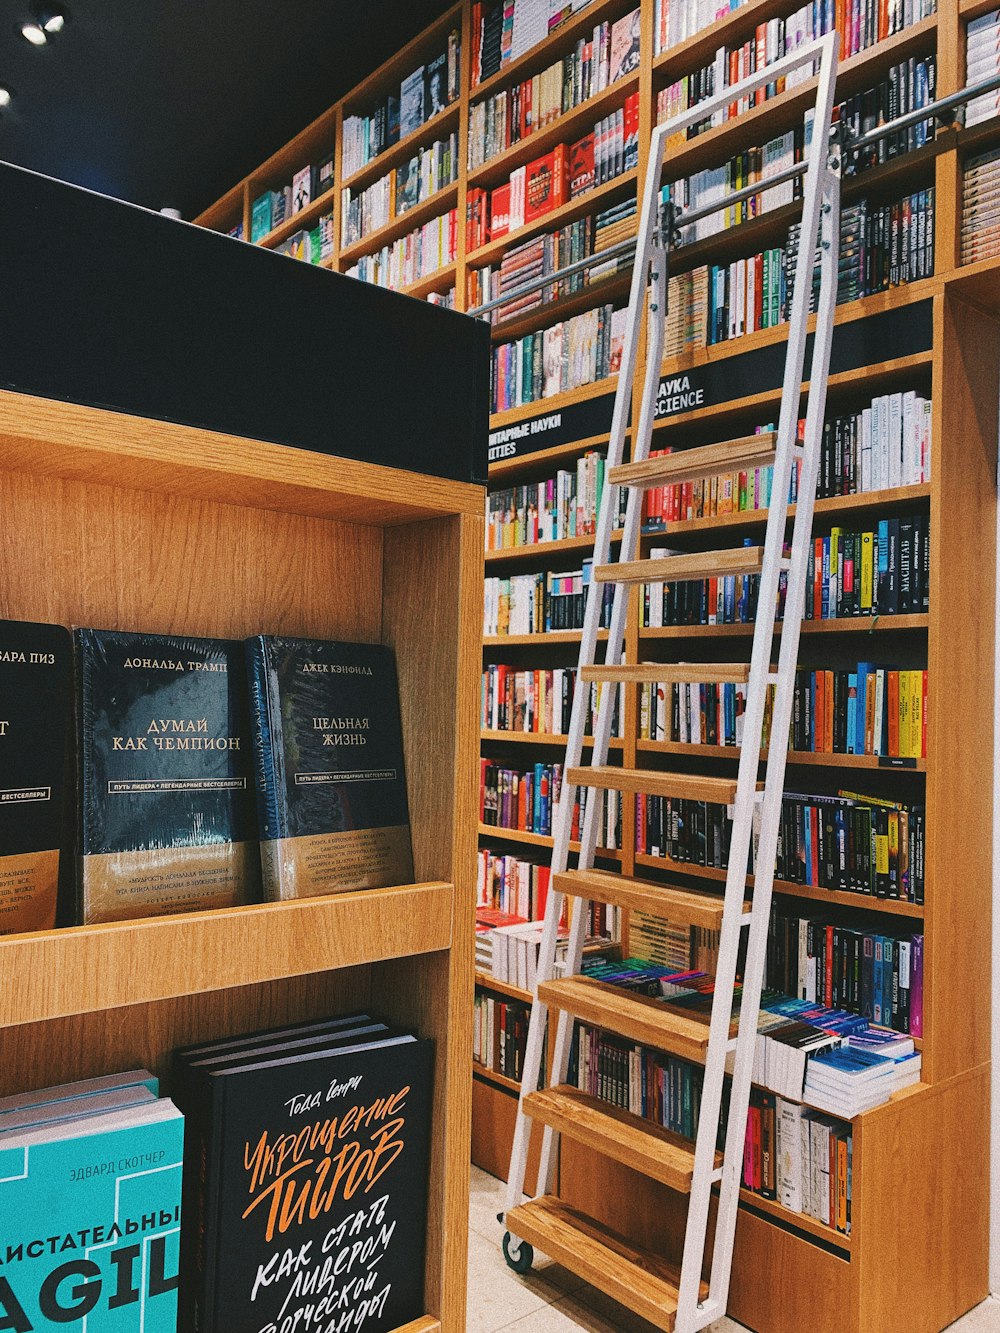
[482,730,626,749]
[486,529,624,565]
[475,971,534,1003]
[738,1189,852,1250]
[256,184,339,250]
[650,351,934,440]
[483,629,611,647]
[473,1061,524,1094]
[401,262,459,300]
[469,169,639,268]
[339,180,460,267]
[658,15,938,185]
[468,72,642,191]
[0,881,454,1029]
[658,276,939,383]
[489,432,615,480]
[634,739,927,772]
[638,613,929,639]
[489,372,619,430]
[0,391,483,527]
[632,852,925,918]
[342,102,462,196]
[478,822,624,860]
[960,0,998,18]
[639,483,932,541]
[471,0,642,101]
[489,270,634,345]
[197,183,245,234]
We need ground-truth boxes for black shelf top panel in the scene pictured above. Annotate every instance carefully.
[0,162,490,486]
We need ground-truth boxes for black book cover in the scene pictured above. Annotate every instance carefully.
[0,619,73,932]
[246,637,414,901]
[182,1034,432,1333]
[76,628,258,923]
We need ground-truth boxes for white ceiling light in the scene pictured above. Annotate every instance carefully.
[20,22,46,44]
[0,85,11,108]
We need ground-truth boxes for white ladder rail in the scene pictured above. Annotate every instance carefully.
[503,35,843,1332]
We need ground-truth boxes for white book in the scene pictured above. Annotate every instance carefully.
[0,1085,156,1132]
[777,1097,804,1213]
[888,391,903,488]
[0,1069,157,1114]
[902,390,916,485]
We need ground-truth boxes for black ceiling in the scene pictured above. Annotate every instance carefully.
[0,1,457,219]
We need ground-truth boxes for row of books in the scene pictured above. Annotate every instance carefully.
[484,560,616,635]
[468,8,640,169]
[1,621,413,934]
[0,1018,432,1333]
[643,512,929,629]
[476,909,619,986]
[660,0,935,146]
[341,133,459,249]
[638,661,927,759]
[468,199,637,319]
[479,759,623,844]
[486,449,628,549]
[474,991,534,1078]
[344,206,458,291]
[467,94,639,252]
[746,1090,852,1228]
[477,847,553,920]
[655,0,751,54]
[963,145,1000,266]
[636,788,925,902]
[272,211,335,265]
[472,0,596,85]
[835,57,938,166]
[767,910,924,1035]
[341,30,461,178]
[492,302,627,411]
[965,9,1000,128]
[249,153,335,243]
[481,663,624,736]
[642,393,932,533]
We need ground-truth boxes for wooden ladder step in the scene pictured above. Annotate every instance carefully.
[505,1195,705,1331]
[567,764,744,803]
[609,433,777,489]
[524,1084,718,1190]
[553,868,727,928]
[595,546,763,585]
[538,975,724,1063]
[581,661,750,685]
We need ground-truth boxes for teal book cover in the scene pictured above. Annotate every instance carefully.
[0,1102,183,1331]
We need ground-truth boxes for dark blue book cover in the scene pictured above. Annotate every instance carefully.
[76,629,259,923]
[181,1035,432,1333]
[246,636,413,901]
[0,619,73,933]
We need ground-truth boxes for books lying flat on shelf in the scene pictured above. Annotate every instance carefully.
[963,145,1000,265]
[0,1068,158,1115]
[0,619,72,934]
[173,1020,433,1333]
[246,637,413,900]
[966,9,1000,127]
[803,1040,921,1116]
[0,1083,183,1331]
[76,629,258,924]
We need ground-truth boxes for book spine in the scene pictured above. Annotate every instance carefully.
[245,637,287,900]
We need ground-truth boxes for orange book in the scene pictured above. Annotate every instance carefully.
[887,670,900,757]
[865,670,877,754]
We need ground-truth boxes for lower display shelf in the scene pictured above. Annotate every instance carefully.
[478,822,623,861]
[476,970,533,1004]
[474,1060,523,1094]
[737,1188,851,1251]
[0,880,454,1026]
[393,1318,442,1333]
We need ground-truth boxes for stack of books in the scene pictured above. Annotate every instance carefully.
[966,9,1000,128]
[802,1040,917,1116]
[963,146,1000,265]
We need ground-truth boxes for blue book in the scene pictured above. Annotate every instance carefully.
[855,662,873,755]
[0,1100,183,1331]
[846,673,858,754]
[877,519,890,611]
[806,1045,893,1082]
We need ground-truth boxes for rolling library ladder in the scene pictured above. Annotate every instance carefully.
[500,32,842,1333]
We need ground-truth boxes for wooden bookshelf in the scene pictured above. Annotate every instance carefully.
[194,2,995,1330]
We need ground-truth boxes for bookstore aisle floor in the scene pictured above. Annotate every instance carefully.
[466,1167,1000,1333]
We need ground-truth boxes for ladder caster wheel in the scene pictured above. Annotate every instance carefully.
[502,1232,534,1274]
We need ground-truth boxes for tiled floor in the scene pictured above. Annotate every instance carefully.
[467,1165,1000,1333]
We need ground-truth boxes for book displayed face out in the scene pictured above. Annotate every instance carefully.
[0,620,73,934]
[76,629,259,924]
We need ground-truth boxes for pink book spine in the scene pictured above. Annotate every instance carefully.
[910,935,924,1037]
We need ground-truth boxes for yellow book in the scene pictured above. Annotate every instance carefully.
[829,527,841,613]
[910,670,923,759]
[860,531,874,612]
[898,670,911,757]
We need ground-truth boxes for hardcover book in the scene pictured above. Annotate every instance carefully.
[0,1099,184,1332]
[246,636,414,899]
[0,619,73,933]
[174,1032,433,1333]
[400,67,426,138]
[76,629,258,923]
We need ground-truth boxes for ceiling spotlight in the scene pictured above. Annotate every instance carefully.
[20,7,68,44]
[0,85,11,109]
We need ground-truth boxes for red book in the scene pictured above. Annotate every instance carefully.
[751,1103,762,1191]
[922,670,928,757]
[887,670,900,756]
[813,537,824,619]
[490,182,511,238]
[524,150,558,223]
[569,132,595,198]
[551,143,569,207]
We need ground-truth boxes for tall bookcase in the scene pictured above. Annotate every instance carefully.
[195,4,998,1329]
[0,165,488,1333]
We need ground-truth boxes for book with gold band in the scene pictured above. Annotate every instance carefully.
[245,636,413,900]
[75,628,258,923]
[0,619,73,934]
